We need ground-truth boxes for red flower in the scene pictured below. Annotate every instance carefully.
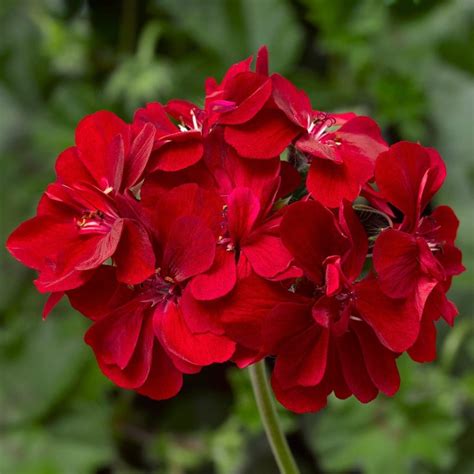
[272,74,388,207]
[204,48,301,160]
[65,186,238,398]
[134,101,204,172]
[58,110,155,194]
[5,47,464,412]
[7,111,157,292]
[262,200,419,412]
[373,142,464,302]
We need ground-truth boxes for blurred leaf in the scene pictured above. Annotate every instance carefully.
[156,0,303,72]
[106,21,173,114]
[0,301,90,427]
[304,356,465,474]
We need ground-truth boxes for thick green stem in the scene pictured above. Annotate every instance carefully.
[248,360,300,474]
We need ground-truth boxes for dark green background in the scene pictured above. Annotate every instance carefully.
[0,1,473,473]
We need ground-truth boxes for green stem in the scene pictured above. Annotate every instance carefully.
[248,360,300,474]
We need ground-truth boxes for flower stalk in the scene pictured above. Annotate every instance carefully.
[248,360,300,474]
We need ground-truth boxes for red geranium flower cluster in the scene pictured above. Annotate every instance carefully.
[7,47,464,412]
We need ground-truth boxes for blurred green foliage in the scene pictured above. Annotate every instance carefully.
[0,0,473,473]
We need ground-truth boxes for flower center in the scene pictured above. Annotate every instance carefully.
[138,272,181,306]
[307,112,336,139]
[76,210,116,234]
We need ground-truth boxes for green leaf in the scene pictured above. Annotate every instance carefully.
[156,0,303,72]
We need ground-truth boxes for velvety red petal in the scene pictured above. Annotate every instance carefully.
[75,110,129,191]
[42,292,64,320]
[157,303,235,366]
[227,187,260,243]
[224,109,300,159]
[55,147,94,186]
[408,315,437,362]
[275,326,329,389]
[338,200,368,281]
[375,142,445,229]
[271,371,329,414]
[98,315,154,389]
[353,322,400,396]
[271,73,311,127]
[243,231,293,278]
[263,302,312,354]
[134,102,177,137]
[85,301,144,370]
[336,116,387,157]
[162,216,216,282]
[220,275,296,350]
[280,200,348,284]
[336,330,378,403]
[355,278,421,353]
[306,150,374,208]
[122,122,155,188]
[373,229,434,298]
[67,266,133,320]
[6,216,76,270]
[35,268,95,293]
[219,72,272,125]
[136,342,183,401]
[113,219,155,285]
[75,219,124,271]
[189,247,237,300]
[181,285,226,335]
[143,183,223,242]
[256,46,269,76]
[151,137,203,172]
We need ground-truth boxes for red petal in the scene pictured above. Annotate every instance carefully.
[75,111,129,191]
[114,219,155,285]
[67,266,133,320]
[336,116,387,158]
[227,187,260,242]
[373,229,428,298]
[99,315,154,389]
[6,216,75,270]
[181,285,226,334]
[306,150,373,208]
[336,330,378,403]
[280,201,348,284]
[275,326,329,389]
[189,247,237,300]
[157,302,235,366]
[85,301,144,370]
[134,102,177,137]
[220,275,295,350]
[375,142,446,229]
[152,137,203,172]
[42,292,64,320]
[353,322,400,396]
[55,147,94,186]
[143,183,223,242]
[355,278,421,353]
[136,341,183,400]
[123,122,155,188]
[408,315,437,362]
[225,109,300,159]
[271,73,311,127]
[219,73,272,125]
[263,302,312,353]
[256,46,269,76]
[75,219,124,271]
[162,216,216,282]
[271,372,329,414]
[243,231,293,278]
